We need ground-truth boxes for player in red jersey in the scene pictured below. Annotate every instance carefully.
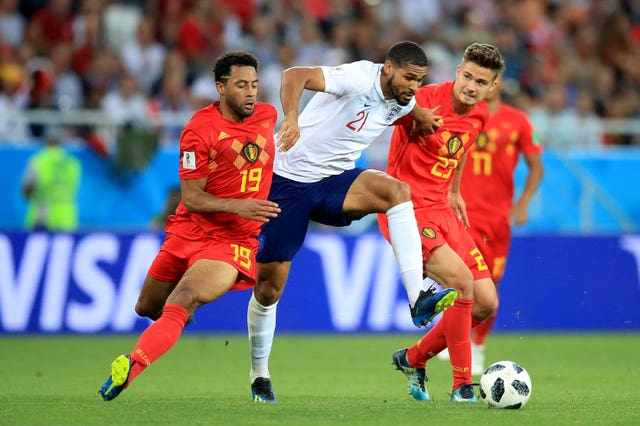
[98,51,281,401]
[461,75,543,374]
[378,43,505,402]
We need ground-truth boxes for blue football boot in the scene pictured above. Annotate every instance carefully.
[99,354,132,401]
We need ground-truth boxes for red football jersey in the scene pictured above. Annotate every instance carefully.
[387,81,489,209]
[460,103,542,219]
[167,102,277,241]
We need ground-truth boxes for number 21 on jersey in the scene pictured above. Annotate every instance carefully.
[346,111,369,132]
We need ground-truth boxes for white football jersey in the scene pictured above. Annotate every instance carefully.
[274,60,416,183]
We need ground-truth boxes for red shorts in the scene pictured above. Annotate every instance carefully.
[148,221,258,290]
[378,207,491,281]
[466,214,511,282]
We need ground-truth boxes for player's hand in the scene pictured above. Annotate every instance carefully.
[449,191,469,228]
[228,199,280,222]
[509,199,529,226]
[410,105,442,137]
[275,116,301,152]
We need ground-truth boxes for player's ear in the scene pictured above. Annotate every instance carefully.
[215,81,225,97]
[383,60,394,77]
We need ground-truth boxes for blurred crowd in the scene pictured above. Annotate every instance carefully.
[0,0,639,152]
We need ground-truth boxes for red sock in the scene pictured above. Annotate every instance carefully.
[127,304,190,386]
[407,319,447,369]
[472,313,496,345]
[443,298,473,390]
[472,316,481,328]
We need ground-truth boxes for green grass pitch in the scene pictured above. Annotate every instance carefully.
[1,333,638,425]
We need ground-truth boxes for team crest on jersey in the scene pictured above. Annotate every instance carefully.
[243,141,259,163]
[385,105,403,122]
[422,227,436,239]
[447,135,463,155]
[476,132,488,149]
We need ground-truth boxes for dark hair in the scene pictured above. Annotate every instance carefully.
[462,43,505,75]
[213,51,259,83]
[385,41,429,68]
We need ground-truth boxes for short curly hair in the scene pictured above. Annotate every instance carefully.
[213,51,259,83]
[385,41,429,68]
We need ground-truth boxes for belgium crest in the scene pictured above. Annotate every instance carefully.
[422,227,436,239]
[447,135,462,156]
[243,141,259,163]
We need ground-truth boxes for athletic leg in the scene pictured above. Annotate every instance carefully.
[135,274,177,320]
[99,260,237,401]
[137,239,188,320]
[422,246,475,393]
[469,277,498,375]
[344,170,454,322]
[248,261,291,402]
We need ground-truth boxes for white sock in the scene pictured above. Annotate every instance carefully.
[247,292,278,383]
[424,277,440,290]
[386,201,424,307]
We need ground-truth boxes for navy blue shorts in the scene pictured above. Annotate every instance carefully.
[257,169,365,262]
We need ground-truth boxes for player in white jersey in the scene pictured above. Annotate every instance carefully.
[247,41,458,402]
[276,60,418,181]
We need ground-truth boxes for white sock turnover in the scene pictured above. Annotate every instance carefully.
[386,201,424,307]
[247,292,278,382]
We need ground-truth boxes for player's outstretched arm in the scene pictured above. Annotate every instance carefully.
[225,198,281,222]
[276,66,325,152]
[180,177,280,222]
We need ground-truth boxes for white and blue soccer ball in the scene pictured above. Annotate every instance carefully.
[479,361,532,409]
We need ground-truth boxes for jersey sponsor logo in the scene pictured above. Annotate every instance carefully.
[364,100,372,108]
[243,141,259,163]
[422,227,436,239]
[447,135,463,156]
[218,131,230,140]
[182,151,196,169]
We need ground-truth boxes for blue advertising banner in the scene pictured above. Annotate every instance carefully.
[1,231,639,333]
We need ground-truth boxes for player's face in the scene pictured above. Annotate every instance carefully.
[218,65,259,120]
[384,62,428,106]
[453,61,498,106]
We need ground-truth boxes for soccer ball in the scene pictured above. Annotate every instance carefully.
[479,361,532,409]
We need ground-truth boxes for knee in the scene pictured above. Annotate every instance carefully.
[394,180,412,203]
[388,179,412,207]
[374,177,412,211]
[254,277,283,306]
[472,295,499,322]
[442,269,474,299]
[135,297,162,321]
